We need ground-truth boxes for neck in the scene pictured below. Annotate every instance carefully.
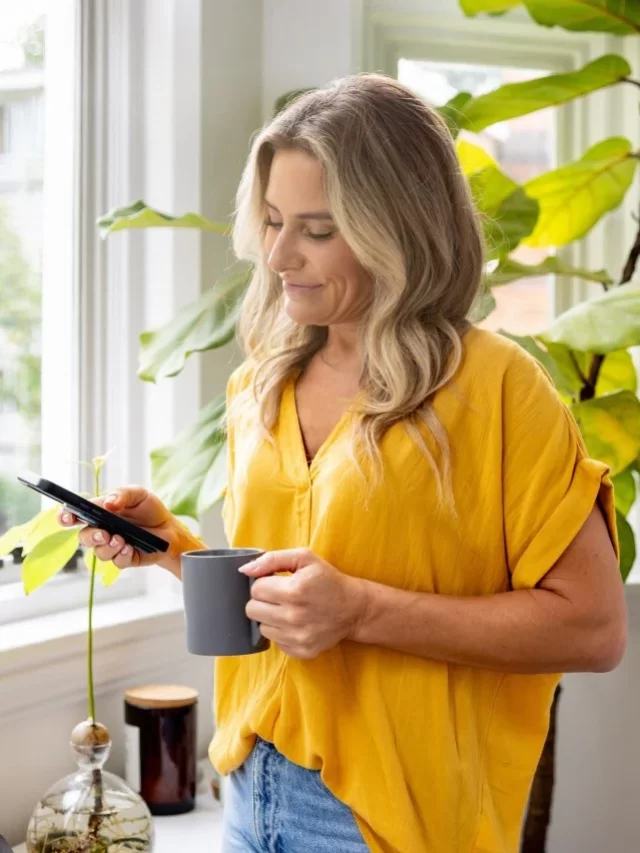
[321,324,362,373]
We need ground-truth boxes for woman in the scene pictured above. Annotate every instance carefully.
[59,75,626,853]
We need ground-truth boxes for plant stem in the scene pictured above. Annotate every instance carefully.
[87,467,100,722]
[579,193,640,401]
[620,196,640,286]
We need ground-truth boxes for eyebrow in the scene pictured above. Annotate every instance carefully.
[264,199,335,221]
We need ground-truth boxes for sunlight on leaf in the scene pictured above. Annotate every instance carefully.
[457,140,497,175]
[98,200,230,238]
[460,0,522,13]
[0,521,32,558]
[525,0,640,35]
[524,137,637,247]
[457,55,631,132]
[542,283,640,353]
[612,469,637,516]
[23,506,66,555]
[22,529,80,594]
[84,550,120,587]
[571,391,640,475]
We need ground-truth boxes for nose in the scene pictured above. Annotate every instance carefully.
[267,229,304,275]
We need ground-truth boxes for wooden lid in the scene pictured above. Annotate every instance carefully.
[124,684,199,709]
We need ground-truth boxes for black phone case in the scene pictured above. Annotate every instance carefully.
[17,473,169,554]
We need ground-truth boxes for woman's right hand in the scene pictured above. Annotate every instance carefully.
[56,486,193,577]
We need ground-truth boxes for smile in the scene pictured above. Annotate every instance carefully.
[282,282,323,292]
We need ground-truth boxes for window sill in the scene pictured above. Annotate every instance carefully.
[0,586,187,722]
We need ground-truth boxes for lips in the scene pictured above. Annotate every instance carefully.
[282,281,323,290]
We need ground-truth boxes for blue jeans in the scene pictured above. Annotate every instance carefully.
[221,738,369,852]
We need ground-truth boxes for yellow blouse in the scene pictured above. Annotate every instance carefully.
[209,327,616,853]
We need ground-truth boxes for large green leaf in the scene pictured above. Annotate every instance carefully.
[138,264,251,382]
[460,0,522,13]
[458,55,631,133]
[596,349,637,395]
[22,528,80,594]
[542,283,640,353]
[150,395,227,519]
[612,468,637,516]
[456,139,497,176]
[98,200,230,238]
[616,510,636,581]
[526,1,640,35]
[84,550,120,587]
[469,165,518,211]
[484,188,540,258]
[0,520,31,558]
[437,92,474,138]
[485,256,613,287]
[23,505,68,554]
[523,137,637,247]
[571,390,640,475]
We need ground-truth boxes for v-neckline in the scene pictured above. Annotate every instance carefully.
[283,377,355,482]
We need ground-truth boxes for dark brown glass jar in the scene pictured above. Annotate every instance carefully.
[124,684,198,815]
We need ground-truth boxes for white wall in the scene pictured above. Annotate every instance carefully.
[551,588,640,852]
[262,2,640,852]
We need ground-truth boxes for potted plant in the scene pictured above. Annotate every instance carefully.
[0,454,154,851]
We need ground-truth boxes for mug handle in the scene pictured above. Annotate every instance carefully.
[248,576,265,649]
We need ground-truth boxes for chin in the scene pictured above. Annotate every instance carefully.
[283,302,328,327]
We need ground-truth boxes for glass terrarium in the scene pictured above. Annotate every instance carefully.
[26,720,154,853]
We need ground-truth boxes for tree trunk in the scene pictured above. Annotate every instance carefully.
[520,683,562,853]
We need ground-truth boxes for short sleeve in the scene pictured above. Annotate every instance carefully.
[502,348,618,590]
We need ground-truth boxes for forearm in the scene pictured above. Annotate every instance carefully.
[351,579,617,674]
[159,523,208,580]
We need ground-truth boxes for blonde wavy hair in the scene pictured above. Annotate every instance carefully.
[232,73,484,502]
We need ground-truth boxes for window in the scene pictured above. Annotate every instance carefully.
[0,5,46,570]
[398,59,557,337]
[0,2,148,624]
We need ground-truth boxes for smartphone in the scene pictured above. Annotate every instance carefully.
[17,472,169,555]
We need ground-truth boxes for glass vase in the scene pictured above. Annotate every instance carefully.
[26,720,154,852]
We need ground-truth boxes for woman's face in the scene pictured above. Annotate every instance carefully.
[263,149,372,327]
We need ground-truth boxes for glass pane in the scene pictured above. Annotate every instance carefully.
[0,4,46,537]
[398,59,556,336]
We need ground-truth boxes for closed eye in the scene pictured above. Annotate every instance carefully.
[264,220,335,241]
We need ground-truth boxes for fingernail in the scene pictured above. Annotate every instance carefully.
[62,512,72,524]
[93,531,105,544]
[109,536,120,548]
[239,562,255,573]
[121,545,131,556]
[105,493,118,505]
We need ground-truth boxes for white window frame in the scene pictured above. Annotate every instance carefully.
[361,6,640,576]
[0,0,150,625]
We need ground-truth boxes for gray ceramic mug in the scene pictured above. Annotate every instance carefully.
[181,548,270,656]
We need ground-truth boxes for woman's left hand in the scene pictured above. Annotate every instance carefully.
[242,549,366,659]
